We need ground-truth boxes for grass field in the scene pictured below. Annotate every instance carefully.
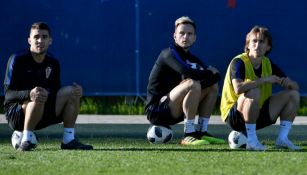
[1,124,307,175]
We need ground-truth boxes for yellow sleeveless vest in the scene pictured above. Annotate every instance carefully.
[220,53,272,121]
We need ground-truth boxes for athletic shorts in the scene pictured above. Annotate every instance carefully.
[146,95,184,127]
[225,97,277,132]
[5,96,63,131]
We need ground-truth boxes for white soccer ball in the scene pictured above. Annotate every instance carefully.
[228,130,247,149]
[11,131,38,149]
[147,125,173,144]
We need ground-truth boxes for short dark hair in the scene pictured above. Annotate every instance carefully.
[244,26,272,55]
[30,22,51,36]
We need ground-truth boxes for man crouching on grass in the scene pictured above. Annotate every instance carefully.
[3,22,93,151]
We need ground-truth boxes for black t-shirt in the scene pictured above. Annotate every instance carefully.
[229,57,286,81]
[4,50,61,109]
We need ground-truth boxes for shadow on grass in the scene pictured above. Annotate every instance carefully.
[28,147,307,153]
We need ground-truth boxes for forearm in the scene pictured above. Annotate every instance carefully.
[234,78,264,94]
[5,89,31,103]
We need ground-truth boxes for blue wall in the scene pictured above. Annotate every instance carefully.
[1,0,307,96]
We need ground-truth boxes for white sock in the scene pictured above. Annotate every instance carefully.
[198,116,210,132]
[63,128,75,144]
[278,120,292,140]
[184,119,196,133]
[21,130,34,142]
[245,123,258,143]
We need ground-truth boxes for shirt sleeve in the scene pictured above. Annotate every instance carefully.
[5,89,31,102]
[160,48,221,86]
[229,58,245,81]
[3,54,31,102]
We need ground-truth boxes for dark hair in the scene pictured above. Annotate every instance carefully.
[30,22,51,36]
[244,26,272,55]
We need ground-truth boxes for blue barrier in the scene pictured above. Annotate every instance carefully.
[1,0,306,96]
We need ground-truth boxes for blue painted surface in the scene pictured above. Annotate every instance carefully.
[1,0,306,96]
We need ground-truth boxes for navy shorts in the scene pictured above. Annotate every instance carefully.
[5,97,63,131]
[225,97,277,132]
[146,95,184,127]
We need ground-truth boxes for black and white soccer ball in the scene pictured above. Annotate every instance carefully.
[147,125,173,144]
[11,130,38,149]
[228,130,247,149]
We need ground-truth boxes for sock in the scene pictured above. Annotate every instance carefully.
[198,116,210,132]
[63,128,75,144]
[184,119,196,134]
[278,120,292,140]
[21,130,34,142]
[245,123,258,143]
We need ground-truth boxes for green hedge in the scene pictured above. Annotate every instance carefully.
[1,96,307,115]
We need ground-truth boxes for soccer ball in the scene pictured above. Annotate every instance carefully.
[228,130,247,149]
[147,125,173,144]
[11,130,38,149]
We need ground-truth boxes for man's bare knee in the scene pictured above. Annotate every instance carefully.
[288,90,300,104]
[244,88,261,101]
[207,83,219,93]
[184,79,201,93]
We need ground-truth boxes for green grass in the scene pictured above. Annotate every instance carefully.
[80,96,145,115]
[1,124,307,175]
[79,96,307,115]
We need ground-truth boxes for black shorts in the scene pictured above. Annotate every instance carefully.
[225,97,277,132]
[5,97,63,131]
[146,95,184,127]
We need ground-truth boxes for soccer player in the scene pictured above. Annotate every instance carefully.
[145,16,225,145]
[3,22,93,151]
[220,26,300,151]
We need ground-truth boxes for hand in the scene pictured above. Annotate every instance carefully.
[207,65,219,74]
[280,77,299,90]
[262,75,282,84]
[71,82,83,98]
[30,87,48,103]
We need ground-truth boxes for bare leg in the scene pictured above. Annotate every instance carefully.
[56,86,80,128]
[237,88,265,151]
[23,102,45,130]
[198,83,218,116]
[269,90,300,150]
[168,79,202,137]
[196,83,225,143]
[168,79,201,120]
[237,88,261,123]
[268,90,300,122]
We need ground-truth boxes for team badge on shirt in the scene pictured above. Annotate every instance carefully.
[186,60,204,70]
[45,67,52,79]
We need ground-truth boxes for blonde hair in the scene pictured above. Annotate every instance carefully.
[174,16,196,32]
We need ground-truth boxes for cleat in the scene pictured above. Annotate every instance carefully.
[181,136,209,145]
[17,141,36,151]
[61,139,93,150]
[198,132,225,144]
[246,141,266,151]
[275,138,301,150]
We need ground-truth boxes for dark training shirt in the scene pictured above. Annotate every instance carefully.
[3,50,61,110]
[146,44,220,110]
